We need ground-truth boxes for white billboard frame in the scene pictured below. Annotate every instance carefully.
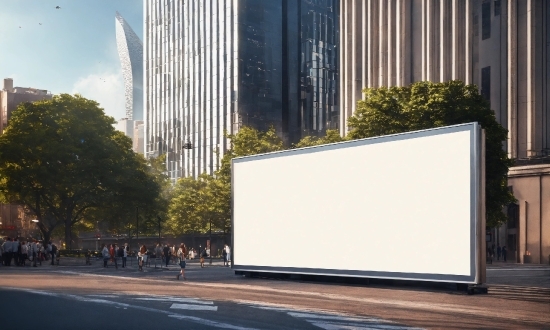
[231,123,485,284]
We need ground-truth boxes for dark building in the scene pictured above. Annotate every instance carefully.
[145,0,339,180]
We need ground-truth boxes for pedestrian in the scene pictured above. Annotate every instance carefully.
[171,244,176,264]
[20,241,28,266]
[124,243,129,267]
[163,244,171,267]
[497,245,501,260]
[3,237,12,266]
[222,245,227,266]
[155,244,162,260]
[102,244,109,268]
[138,245,147,271]
[38,242,44,263]
[14,238,21,266]
[176,243,187,280]
[49,242,55,265]
[119,244,126,268]
[112,244,119,269]
[225,244,231,267]
[200,247,207,268]
[502,246,507,262]
[31,240,38,267]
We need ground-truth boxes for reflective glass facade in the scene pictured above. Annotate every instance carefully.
[116,12,144,121]
[145,0,338,181]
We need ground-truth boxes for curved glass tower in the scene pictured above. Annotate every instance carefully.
[115,11,143,120]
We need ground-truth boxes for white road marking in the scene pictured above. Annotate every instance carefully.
[167,314,258,329]
[170,303,218,311]
[3,287,247,329]
[135,297,214,304]
[51,271,545,323]
[287,311,390,323]
[309,321,409,330]
[241,304,421,330]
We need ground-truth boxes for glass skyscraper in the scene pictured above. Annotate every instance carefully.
[116,11,144,121]
[144,0,338,180]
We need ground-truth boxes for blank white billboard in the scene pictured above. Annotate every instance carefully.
[232,123,483,284]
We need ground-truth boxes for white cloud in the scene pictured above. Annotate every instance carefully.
[71,70,125,120]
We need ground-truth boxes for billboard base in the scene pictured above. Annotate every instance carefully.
[235,271,488,294]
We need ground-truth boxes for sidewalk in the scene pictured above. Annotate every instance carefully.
[486,259,550,269]
[22,256,230,269]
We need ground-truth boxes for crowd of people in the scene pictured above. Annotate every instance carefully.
[2,237,232,281]
[95,242,231,276]
[1,237,58,267]
[488,244,508,262]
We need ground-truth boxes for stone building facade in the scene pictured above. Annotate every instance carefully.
[339,0,550,264]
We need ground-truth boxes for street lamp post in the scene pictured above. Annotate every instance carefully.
[182,138,193,177]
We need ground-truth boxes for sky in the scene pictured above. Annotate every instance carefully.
[0,0,143,121]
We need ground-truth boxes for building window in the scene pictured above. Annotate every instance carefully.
[481,66,491,102]
[482,1,491,40]
[494,0,501,16]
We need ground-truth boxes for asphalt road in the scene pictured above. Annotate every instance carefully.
[0,259,548,329]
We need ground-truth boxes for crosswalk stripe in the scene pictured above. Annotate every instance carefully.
[170,303,218,311]
[135,297,214,305]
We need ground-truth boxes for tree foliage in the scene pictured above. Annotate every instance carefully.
[0,94,161,245]
[168,126,282,237]
[218,125,284,180]
[293,129,346,148]
[347,81,515,227]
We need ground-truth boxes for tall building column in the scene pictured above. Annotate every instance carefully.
[508,0,518,158]
[366,0,373,88]
[465,0,472,84]
[527,0,536,156]
[362,0,369,89]
[379,0,387,86]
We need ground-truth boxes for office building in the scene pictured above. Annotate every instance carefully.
[339,0,549,264]
[116,118,145,154]
[144,0,339,181]
[1,78,52,134]
[116,11,144,121]
[0,78,52,238]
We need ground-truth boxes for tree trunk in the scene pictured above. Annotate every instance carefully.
[65,220,72,250]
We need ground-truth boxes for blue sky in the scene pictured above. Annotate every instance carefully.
[0,0,143,121]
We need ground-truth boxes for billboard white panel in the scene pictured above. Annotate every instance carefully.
[232,123,482,283]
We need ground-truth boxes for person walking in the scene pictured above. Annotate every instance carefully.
[49,242,57,265]
[200,247,207,268]
[163,244,171,267]
[14,238,21,266]
[222,245,228,266]
[31,240,39,267]
[38,242,44,264]
[20,241,28,266]
[176,243,187,280]
[112,244,119,269]
[502,246,507,262]
[497,245,501,260]
[138,245,147,271]
[102,244,109,268]
[225,244,231,267]
[3,237,12,266]
[120,244,127,268]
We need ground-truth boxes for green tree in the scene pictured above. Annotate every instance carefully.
[347,81,515,227]
[0,94,161,246]
[293,129,346,148]
[166,176,207,235]
[218,126,284,180]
